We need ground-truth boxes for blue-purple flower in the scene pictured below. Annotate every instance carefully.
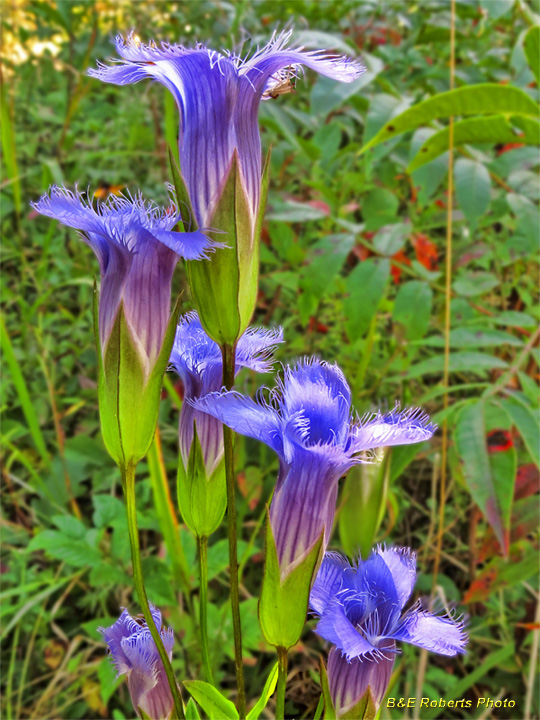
[310,547,467,716]
[89,32,364,344]
[32,186,213,372]
[193,358,435,577]
[99,606,175,720]
[32,186,215,467]
[89,30,363,229]
[170,312,283,476]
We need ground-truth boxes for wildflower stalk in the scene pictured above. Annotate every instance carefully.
[221,341,246,718]
[123,462,185,720]
[276,646,288,720]
[197,535,214,684]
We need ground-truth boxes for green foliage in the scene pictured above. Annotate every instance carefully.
[2,1,539,718]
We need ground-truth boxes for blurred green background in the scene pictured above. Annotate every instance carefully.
[1,1,539,718]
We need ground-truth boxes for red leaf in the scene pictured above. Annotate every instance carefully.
[411,233,438,271]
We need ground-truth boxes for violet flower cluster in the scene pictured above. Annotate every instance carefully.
[310,547,468,716]
[32,19,468,720]
[194,358,436,578]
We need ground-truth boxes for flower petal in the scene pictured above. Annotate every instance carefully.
[349,407,436,454]
[236,325,284,373]
[392,607,468,656]
[281,359,352,446]
[241,29,364,93]
[316,600,378,661]
[310,552,351,616]
[192,389,283,456]
[376,546,417,611]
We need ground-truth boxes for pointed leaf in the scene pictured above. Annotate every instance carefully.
[185,698,202,720]
[455,158,491,228]
[344,258,390,341]
[454,400,515,554]
[183,681,239,720]
[319,659,336,720]
[524,25,540,85]
[409,115,540,171]
[501,398,540,468]
[246,662,279,720]
[360,84,539,153]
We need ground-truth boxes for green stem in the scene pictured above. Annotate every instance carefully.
[221,341,246,719]
[123,462,185,720]
[197,534,214,684]
[276,646,288,720]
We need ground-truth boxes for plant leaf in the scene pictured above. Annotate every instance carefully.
[183,681,239,720]
[524,25,540,85]
[246,663,279,720]
[454,400,515,554]
[454,158,491,227]
[360,84,539,153]
[409,115,540,171]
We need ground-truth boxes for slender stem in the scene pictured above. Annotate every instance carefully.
[276,646,288,720]
[432,0,456,591]
[221,341,246,719]
[197,534,214,684]
[123,462,185,720]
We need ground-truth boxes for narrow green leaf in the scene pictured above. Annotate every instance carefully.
[392,280,433,340]
[420,327,522,348]
[409,115,540,171]
[405,352,508,379]
[0,83,21,214]
[360,84,539,153]
[246,663,279,720]
[454,400,515,554]
[1,317,50,466]
[501,398,540,468]
[454,158,491,227]
[185,698,202,720]
[319,659,336,720]
[453,271,499,297]
[183,681,239,720]
[524,25,540,84]
[344,258,390,341]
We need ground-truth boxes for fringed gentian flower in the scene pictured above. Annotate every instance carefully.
[169,311,283,537]
[89,31,364,344]
[32,186,214,467]
[194,359,436,578]
[100,606,175,720]
[170,311,283,476]
[310,547,467,717]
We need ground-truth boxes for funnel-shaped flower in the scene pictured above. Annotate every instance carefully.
[170,311,283,476]
[100,606,175,720]
[310,547,467,717]
[32,186,214,467]
[169,312,282,537]
[194,359,435,577]
[89,31,364,344]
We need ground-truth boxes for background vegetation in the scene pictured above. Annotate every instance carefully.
[1,1,539,718]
